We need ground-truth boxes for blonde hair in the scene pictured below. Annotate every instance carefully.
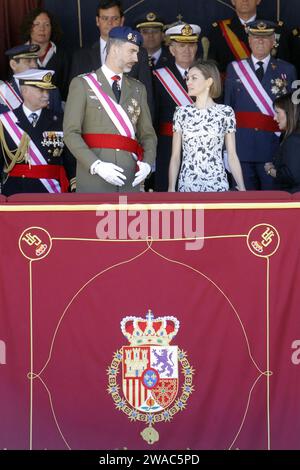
[189,59,222,98]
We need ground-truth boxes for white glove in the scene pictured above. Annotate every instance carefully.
[132,161,151,187]
[93,160,127,187]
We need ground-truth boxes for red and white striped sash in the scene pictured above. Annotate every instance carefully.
[0,111,61,193]
[83,73,135,138]
[232,60,279,135]
[232,60,275,116]
[0,82,22,111]
[153,67,193,106]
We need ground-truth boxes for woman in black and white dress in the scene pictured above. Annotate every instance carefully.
[168,59,245,192]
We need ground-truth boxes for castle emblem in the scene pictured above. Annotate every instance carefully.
[107,310,194,444]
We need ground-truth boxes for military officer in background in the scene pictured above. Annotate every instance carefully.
[153,21,200,191]
[0,44,62,115]
[208,0,290,76]
[0,69,76,196]
[135,12,172,70]
[134,12,172,191]
[63,26,157,193]
[69,0,154,120]
[224,20,297,190]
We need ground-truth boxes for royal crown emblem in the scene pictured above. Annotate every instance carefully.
[146,12,156,22]
[257,21,267,31]
[181,24,193,36]
[42,72,52,83]
[107,310,194,445]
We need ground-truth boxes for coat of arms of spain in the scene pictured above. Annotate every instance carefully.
[107,310,195,444]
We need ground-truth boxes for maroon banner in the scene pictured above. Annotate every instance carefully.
[0,193,300,450]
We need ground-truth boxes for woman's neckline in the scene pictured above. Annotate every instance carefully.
[193,103,218,111]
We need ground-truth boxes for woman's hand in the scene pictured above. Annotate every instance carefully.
[264,162,275,173]
[264,162,277,178]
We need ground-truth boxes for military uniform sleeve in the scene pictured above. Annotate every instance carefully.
[135,83,157,167]
[224,63,236,107]
[276,135,300,187]
[63,76,99,172]
[289,28,300,79]
[275,22,291,62]
[62,145,76,191]
[131,47,155,121]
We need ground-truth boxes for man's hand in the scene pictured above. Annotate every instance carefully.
[94,161,127,186]
[132,161,151,187]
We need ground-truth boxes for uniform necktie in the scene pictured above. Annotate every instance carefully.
[183,70,188,81]
[29,112,38,127]
[111,75,121,103]
[255,61,264,81]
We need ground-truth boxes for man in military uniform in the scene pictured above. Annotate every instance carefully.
[224,20,297,190]
[0,44,62,115]
[69,0,154,119]
[63,26,157,193]
[134,12,172,191]
[153,21,200,191]
[135,12,172,70]
[208,0,290,76]
[0,69,76,196]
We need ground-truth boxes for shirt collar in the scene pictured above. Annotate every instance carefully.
[251,54,271,69]
[151,48,162,64]
[176,63,188,79]
[22,104,42,120]
[101,63,123,87]
[100,37,107,53]
[239,14,256,26]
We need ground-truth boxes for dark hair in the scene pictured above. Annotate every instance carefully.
[273,92,300,138]
[20,8,63,44]
[189,59,222,99]
[96,0,124,17]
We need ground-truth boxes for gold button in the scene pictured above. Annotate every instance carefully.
[116,148,120,152]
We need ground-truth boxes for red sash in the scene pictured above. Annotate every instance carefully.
[236,112,280,133]
[9,164,69,192]
[82,134,144,161]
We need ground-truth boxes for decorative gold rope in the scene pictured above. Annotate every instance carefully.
[0,121,30,172]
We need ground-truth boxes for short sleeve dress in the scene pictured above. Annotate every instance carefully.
[173,104,236,192]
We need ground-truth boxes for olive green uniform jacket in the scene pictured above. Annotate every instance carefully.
[63,68,157,192]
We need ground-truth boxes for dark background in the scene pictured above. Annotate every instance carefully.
[1,0,300,79]
[44,0,300,49]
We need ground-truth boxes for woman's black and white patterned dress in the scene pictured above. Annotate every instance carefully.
[173,104,236,192]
